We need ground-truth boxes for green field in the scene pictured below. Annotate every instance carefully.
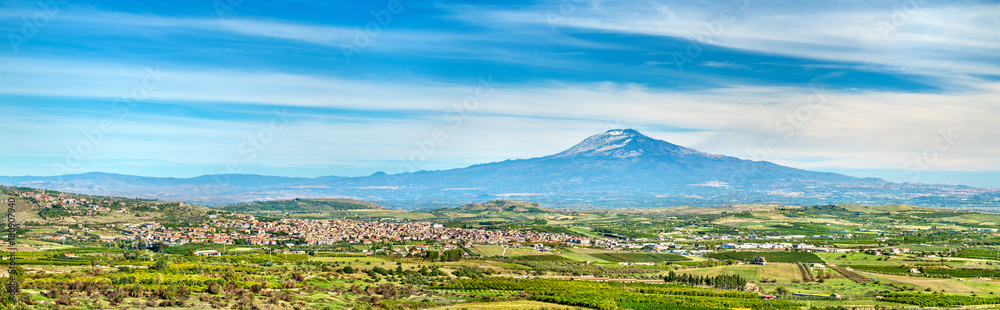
[705,251,824,263]
[429,300,591,309]
[586,252,689,262]
[10,185,1000,309]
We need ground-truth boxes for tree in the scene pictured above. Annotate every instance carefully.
[774,286,792,296]
[442,249,463,261]
[425,250,440,262]
[223,268,239,283]
[151,259,170,271]
[149,242,168,252]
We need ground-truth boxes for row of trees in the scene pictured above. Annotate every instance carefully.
[662,271,747,290]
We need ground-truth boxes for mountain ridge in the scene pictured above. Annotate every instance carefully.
[1,129,997,209]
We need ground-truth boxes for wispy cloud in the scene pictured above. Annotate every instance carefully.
[466,1,1000,83]
[699,61,752,70]
[0,1,997,185]
[2,57,998,177]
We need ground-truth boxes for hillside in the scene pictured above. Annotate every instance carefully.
[0,185,213,227]
[221,198,384,213]
[450,200,561,213]
[11,186,1000,309]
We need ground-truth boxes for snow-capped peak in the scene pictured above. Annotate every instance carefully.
[549,129,715,159]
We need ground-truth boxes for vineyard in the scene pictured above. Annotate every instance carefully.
[830,266,872,283]
[592,227,658,239]
[795,262,815,282]
[846,265,1000,278]
[585,253,689,262]
[880,293,1000,307]
[14,186,1000,309]
[437,278,800,310]
[955,248,1000,260]
[923,268,1000,278]
[844,265,913,277]
[507,255,573,262]
[703,251,823,263]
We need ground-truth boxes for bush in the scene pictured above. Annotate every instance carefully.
[208,282,221,294]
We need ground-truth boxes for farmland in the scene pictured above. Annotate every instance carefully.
[704,251,824,263]
[6,187,1000,309]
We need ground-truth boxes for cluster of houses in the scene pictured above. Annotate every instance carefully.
[21,191,128,217]
[16,190,936,260]
[663,232,855,242]
[34,212,900,259]
[866,247,910,255]
[102,217,596,249]
[720,242,855,253]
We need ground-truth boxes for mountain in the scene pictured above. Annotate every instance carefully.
[2,129,998,209]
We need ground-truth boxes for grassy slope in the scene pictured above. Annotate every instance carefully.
[221,198,384,212]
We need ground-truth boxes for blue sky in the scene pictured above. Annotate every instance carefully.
[1,0,999,187]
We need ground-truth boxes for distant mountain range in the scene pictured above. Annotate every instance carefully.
[2,129,998,210]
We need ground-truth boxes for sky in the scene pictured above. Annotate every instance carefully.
[0,0,998,187]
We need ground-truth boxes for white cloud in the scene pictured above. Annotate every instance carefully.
[699,61,752,70]
[470,1,1000,81]
[2,2,998,178]
[2,57,998,176]
[0,6,484,57]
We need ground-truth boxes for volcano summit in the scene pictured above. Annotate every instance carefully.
[1,129,997,209]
